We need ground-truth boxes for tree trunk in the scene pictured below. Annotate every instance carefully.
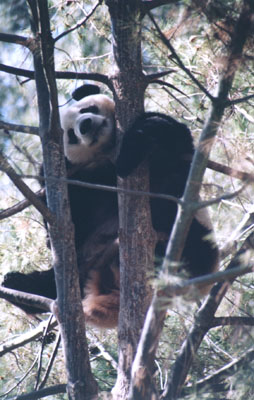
[106,1,156,398]
[30,1,98,398]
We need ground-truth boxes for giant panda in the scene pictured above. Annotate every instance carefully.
[3,85,219,328]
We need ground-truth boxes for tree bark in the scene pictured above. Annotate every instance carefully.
[106,1,156,398]
[28,1,97,399]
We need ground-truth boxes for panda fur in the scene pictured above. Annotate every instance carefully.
[3,88,219,328]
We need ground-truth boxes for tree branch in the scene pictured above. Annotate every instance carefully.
[38,331,61,390]
[0,286,53,313]
[225,93,254,106]
[14,384,67,400]
[0,32,30,46]
[0,317,57,357]
[31,1,98,397]
[0,152,54,224]
[142,0,180,12]
[162,229,254,399]
[0,120,39,135]
[54,0,102,42]
[184,348,254,396]
[0,63,111,87]
[148,12,215,102]
[0,188,45,221]
[211,316,254,328]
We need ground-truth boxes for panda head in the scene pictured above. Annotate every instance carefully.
[62,94,115,166]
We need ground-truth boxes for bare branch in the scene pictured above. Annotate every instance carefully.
[212,316,254,328]
[14,384,66,400]
[0,152,54,224]
[195,180,250,210]
[35,315,55,390]
[185,348,254,396]
[0,63,111,87]
[38,331,61,390]
[225,93,254,106]
[0,317,57,357]
[33,1,98,397]
[148,12,215,101]
[0,188,45,221]
[54,0,102,43]
[2,356,38,398]
[158,264,253,300]
[163,232,254,398]
[21,173,182,204]
[0,286,53,313]
[0,32,30,46]
[0,120,39,135]
[206,158,251,181]
[145,69,176,82]
[150,79,189,97]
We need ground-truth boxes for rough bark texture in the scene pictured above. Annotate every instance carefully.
[28,2,97,399]
[106,1,156,398]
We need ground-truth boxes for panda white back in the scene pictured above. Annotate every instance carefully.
[62,94,115,166]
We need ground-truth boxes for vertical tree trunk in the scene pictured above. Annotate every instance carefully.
[29,2,98,398]
[106,1,156,398]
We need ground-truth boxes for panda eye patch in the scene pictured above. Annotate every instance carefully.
[67,128,79,145]
[79,105,99,114]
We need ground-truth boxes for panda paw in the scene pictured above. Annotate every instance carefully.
[116,117,159,178]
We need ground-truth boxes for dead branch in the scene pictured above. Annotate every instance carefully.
[0,317,57,358]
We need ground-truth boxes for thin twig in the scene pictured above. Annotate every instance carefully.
[0,188,45,221]
[148,11,215,102]
[35,315,54,390]
[38,330,61,390]
[54,1,102,42]
[184,348,254,395]
[0,356,38,398]
[0,152,54,225]
[0,317,57,357]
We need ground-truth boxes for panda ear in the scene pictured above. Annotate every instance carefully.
[72,84,100,101]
